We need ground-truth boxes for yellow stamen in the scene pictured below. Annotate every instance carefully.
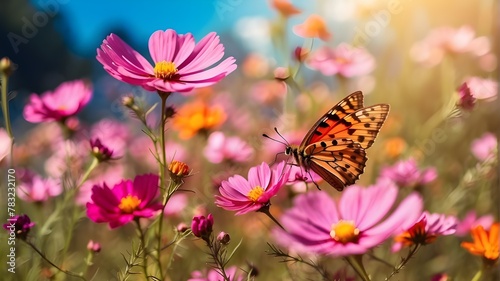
[118,195,141,213]
[330,220,360,243]
[247,186,265,202]
[154,61,178,79]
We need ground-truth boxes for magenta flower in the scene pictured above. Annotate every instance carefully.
[379,158,437,188]
[23,80,92,123]
[191,214,214,240]
[215,161,290,215]
[90,138,116,162]
[86,174,162,229]
[97,29,237,93]
[457,82,475,111]
[471,132,497,162]
[203,131,253,164]
[89,118,130,158]
[273,182,423,256]
[463,77,498,101]
[188,266,243,281]
[3,214,35,240]
[287,164,323,193]
[307,43,375,78]
[455,211,494,236]
[17,170,62,203]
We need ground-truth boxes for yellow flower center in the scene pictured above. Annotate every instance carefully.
[247,186,265,202]
[154,61,178,79]
[330,220,360,243]
[118,195,141,213]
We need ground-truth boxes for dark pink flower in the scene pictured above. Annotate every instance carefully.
[3,214,35,240]
[215,161,290,215]
[86,174,162,229]
[188,266,243,281]
[273,182,423,256]
[23,80,92,123]
[203,131,253,164]
[307,43,375,78]
[90,138,115,162]
[191,214,214,240]
[455,211,494,237]
[457,82,476,111]
[380,158,437,188]
[97,29,237,93]
[471,132,497,162]
[87,240,101,253]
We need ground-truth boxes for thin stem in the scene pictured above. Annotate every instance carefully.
[385,244,420,281]
[471,268,483,281]
[135,219,149,280]
[1,73,14,167]
[345,255,371,281]
[25,241,86,280]
[206,238,230,281]
[258,203,285,230]
[367,252,393,269]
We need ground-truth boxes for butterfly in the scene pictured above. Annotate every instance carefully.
[283,91,389,191]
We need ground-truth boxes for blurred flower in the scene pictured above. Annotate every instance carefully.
[90,118,130,158]
[380,158,437,188]
[393,212,457,252]
[215,161,290,215]
[241,54,270,78]
[97,29,236,93]
[307,43,375,78]
[463,77,498,101]
[86,174,162,229]
[129,136,187,170]
[273,182,423,256]
[455,211,494,237]
[188,266,243,281]
[384,137,407,158]
[287,164,323,193]
[273,66,290,81]
[471,132,497,162]
[23,80,92,123]
[270,0,301,17]
[456,82,475,111]
[217,231,231,245]
[177,223,189,233]
[163,193,188,217]
[0,128,11,162]
[410,25,490,67]
[18,171,62,203]
[191,214,214,241]
[431,273,450,281]
[3,214,35,240]
[172,101,227,139]
[87,240,101,253]
[44,140,88,178]
[90,138,116,162]
[293,14,331,41]
[461,222,499,265]
[293,46,309,62]
[250,80,287,105]
[203,131,254,164]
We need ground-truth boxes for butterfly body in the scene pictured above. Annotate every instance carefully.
[285,91,389,191]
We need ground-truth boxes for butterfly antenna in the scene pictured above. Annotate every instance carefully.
[273,127,291,146]
[262,132,288,147]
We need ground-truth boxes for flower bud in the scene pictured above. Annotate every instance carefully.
[217,231,230,245]
[3,214,35,240]
[0,57,14,76]
[191,214,214,241]
[273,67,290,81]
[87,240,101,253]
[169,160,190,182]
[293,47,309,62]
[90,138,115,162]
[121,96,135,107]
[176,222,189,233]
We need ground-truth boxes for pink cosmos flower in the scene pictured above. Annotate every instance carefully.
[471,133,497,162]
[455,211,494,237]
[23,80,92,123]
[307,43,375,78]
[379,158,437,188]
[96,29,237,93]
[273,181,423,256]
[215,161,290,215]
[392,212,457,252]
[188,266,243,281]
[44,140,88,178]
[287,164,323,193]
[0,128,11,162]
[86,174,162,229]
[163,193,188,217]
[17,170,62,203]
[463,77,498,101]
[203,131,254,164]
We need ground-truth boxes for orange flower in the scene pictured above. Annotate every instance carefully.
[172,101,226,139]
[270,0,301,17]
[384,137,407,158]
[461,223,500,264]
[293,14,331,41]
[394,217,437,247]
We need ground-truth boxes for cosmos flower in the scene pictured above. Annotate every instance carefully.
[293,14,331,41]
[307,43,375,78]
[463,77,498,101]
[215,161,290,215]
[203,131,254,164]
[273,182,423,256]
[188,266,243,281]
[23,80,92,123]
[17,170,62,203]
[97,29,236,93]
[455,211,494,237]
[86,174,162,229]
[471,132,497,162]
[379,158,437,188]
[287,164,323,193]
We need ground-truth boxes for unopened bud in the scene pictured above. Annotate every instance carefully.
[176,223,189,233]
[217,231,231,245]
[0,57,14,76]
[87,240,101,253]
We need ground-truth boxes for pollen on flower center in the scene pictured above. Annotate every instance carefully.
[154,61,178,79]
[330,220,360,243]
[118,195,141,213]
[247,186,265,202]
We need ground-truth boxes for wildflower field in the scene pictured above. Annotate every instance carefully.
[0,0,498,280]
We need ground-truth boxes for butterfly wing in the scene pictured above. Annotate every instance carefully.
[303,139,367,191]
[300,91,364,148]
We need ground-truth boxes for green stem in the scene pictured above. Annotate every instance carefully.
[1,73,14,167]
[258,203,285,230]
[135,219,149,280]
[346,255,371,281]
[385,244,420,281]
[471,269,483,281]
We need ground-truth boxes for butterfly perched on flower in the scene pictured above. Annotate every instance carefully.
[272,91,389,191]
